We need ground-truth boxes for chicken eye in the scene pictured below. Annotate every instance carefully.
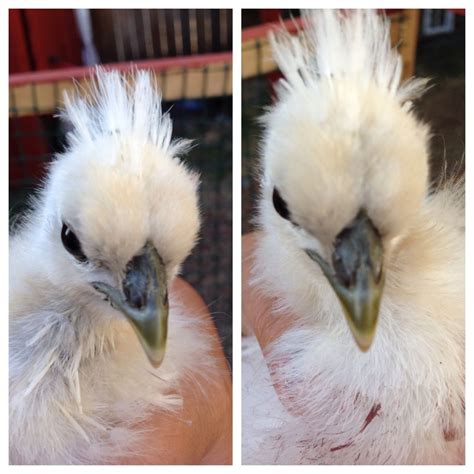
[272,188,290,220]
[61,223,88,263]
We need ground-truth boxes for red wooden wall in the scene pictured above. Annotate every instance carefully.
[10,9,82,185]
[10,9,82,73]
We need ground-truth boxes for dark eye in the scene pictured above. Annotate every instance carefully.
[272,188,290,220]
[61,223,88,263]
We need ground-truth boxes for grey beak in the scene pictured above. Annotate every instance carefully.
[307,210,385,351]
[93,242,169,367]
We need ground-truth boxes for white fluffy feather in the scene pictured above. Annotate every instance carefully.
[270,10,428,104]
[10,70,218,464]
[243,10,464,464]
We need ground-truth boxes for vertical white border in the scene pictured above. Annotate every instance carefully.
[232,5,242,468]
[464,3,471,470]
[1,1,9,470]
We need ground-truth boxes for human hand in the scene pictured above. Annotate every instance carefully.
[118,278,232,465]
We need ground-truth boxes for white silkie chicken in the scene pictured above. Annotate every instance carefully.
[243,10,464,464]
[10,70,228,464]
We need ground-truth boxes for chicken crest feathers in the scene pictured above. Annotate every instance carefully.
[269,10,428,103]
[61,68,190,157]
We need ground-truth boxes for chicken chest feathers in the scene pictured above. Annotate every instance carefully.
[246,10,464,464]
[10,70,216,464]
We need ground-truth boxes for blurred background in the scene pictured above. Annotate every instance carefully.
[242,9,465,234]
[9,9,233,364]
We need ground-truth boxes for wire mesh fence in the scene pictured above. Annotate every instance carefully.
[10,62,233,364]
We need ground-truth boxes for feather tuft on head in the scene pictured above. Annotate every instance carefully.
[61,68,191,158]
[269,10,429,103]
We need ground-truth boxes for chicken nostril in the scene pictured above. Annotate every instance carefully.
[122,252,151,310]
[123,282,147,310]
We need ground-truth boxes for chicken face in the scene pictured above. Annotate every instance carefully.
[260,13,431,350]
[44,71,200,367]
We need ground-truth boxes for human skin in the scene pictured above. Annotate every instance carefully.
[242,231,300,414]
[242,232,294,351]
[118,277,232,465]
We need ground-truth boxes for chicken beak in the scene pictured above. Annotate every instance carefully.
[93,242,169,368]
[307,210,385,351]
